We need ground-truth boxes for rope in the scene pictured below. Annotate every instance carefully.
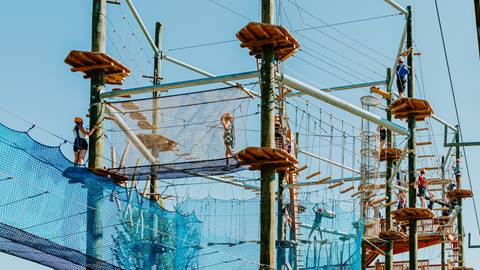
[295,13,402,32]
[434,0,480,236]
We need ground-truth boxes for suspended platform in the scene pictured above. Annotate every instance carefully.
[237,147,298,171]
[392,208,435,221]
[389,98,433,121]
[64,50,130,85]
[137,133,178,153]
[447,189,473,199]
[379,148,403,161]
[379,230,407,240]
[451,267,475,270]
[236,22,300,61]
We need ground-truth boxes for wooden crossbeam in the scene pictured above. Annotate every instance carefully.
[306,171,321,179]
[291,165,308,174]
[71,63,113,72]
[370,86,392,99]
[328,181,344,189]
[416,127,429,131]
[340,186,355,194]
[423,167,440,171]
[384,200,398,207]
[418,155,435,158]
[416,141,433,146]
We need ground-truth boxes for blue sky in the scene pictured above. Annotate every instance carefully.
[0,0,479,268]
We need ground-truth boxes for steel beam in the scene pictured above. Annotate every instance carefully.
[288,80,387,96]
[100,70,259,99]
[298,149,360,174]
[276,73,409,135]
[384,0,408,16]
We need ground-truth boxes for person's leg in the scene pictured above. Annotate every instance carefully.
[74,151,79,165]
[79,150,86,165]
[456,175,460,189]
[396,77,403,97]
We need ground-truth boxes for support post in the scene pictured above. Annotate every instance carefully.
[455,127,464,267]
[277,171,286,270]
[259,0,276,269]
[406,6,418,270]
[441,156,446,270]
[86,1,106,268]
[384,68,394,270]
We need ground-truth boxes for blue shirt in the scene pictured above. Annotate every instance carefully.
[396,63,409,79]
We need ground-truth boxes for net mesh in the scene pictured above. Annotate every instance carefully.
[0,122,202,270]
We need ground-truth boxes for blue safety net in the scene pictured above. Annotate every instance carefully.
[0,122,202,270]
[178,196,363,270]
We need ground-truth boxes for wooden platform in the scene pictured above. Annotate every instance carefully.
[65,50,130,85]
[451,267,474,270]
[433,216,451,224]
[447,189,473,199]
[137,133,178,153]
[237,147,298,170]
[379,230,407,240]
[379,148,403,161]
[90,168,128,185]
[392,208,435,221]
[236,22,300,61]
[388,98,433,121]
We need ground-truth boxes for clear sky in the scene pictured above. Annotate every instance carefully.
[0,0,479,268]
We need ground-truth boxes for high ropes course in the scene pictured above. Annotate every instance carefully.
[1,0,480,270]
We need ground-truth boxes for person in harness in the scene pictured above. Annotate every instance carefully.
[396,57,409,98]
[73,117,96,166]
[220,112,238,167]
[417,169,427,208]
[308,204,324,240]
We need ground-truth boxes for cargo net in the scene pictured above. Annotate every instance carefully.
[106,86,255,180]
[0,122,201,270]
[177,196,363,270]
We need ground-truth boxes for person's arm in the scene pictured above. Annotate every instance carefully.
[80,126,96,137]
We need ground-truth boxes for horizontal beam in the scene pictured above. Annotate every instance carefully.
[289,80,387,96]
[100,70,259,99]
[384,0,408,16]
[432,114,457,132]
[300,223,355,238]
[298,149,360,174]
[277,73,409,135]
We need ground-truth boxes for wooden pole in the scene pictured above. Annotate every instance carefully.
[259,0,276,268]
[441,156,446,270]
[384,68,394,270]
[406,6,418,270]
[86,1,106,268]
[455,126,464,267]
[277,171,286,270]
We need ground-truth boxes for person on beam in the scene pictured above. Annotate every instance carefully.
[452,159,462,189]
[396,57,409,98]
[378,125,386,150]
[220,112,238,167]
[308,204,324,240]
[73,117,96,166]
[417,169,428,208]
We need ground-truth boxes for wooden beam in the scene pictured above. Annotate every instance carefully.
[71,63,113,72]
[305,171,321,179]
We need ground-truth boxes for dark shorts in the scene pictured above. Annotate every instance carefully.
[380,133,386,141]
[396,77,406,93]
[418,186,426,197]
[74,138,88,152]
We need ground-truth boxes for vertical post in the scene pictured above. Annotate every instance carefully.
[277,171,286,270]
[455,127,464,267]
[87,0,106,268]
[260,0,276,268]
[406,6,418,270]
[441,156,446,270]
[384,68,394,270]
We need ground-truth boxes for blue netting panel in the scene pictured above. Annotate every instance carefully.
[178,196,363,270]
[0,122,202,270]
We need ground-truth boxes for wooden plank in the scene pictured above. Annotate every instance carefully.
[291,165,308,174]
[416,127,429,131]
[306,171,321,179]
[328,181,344,189]
[340,186,355,194]
[416,141,432,146]
[71,63,113,72]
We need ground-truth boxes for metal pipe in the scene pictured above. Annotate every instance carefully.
[299,149,360,174]
[433,114,458,131]
[289,80,387,96]
[384,0,408,16]
[122,0,260,97]
[277,73,409,136]
[100,70,259,99]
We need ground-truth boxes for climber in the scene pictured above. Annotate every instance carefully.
[220,112,238,166]
[378,125,386,150]
[396,57,409,98]
[308,204,324,240]
[417,169,427,208]
[73,117,96,166]
[452,159,462,189]
[397,190,406,209]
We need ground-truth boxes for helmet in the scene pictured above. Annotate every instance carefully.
[420,169,425,174]
[74,117,83,124]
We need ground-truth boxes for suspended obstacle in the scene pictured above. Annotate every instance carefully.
[64,50,130,85]
[237,147,298,170]
[236,22,300,61]
[379,148,403,161]
[137,133,178,153]
[447,189,474,199]
[388,97,433,121]
[392,208,435,221]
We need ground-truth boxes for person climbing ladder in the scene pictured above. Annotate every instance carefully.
[73,117,96,166]
[220,112,238,166]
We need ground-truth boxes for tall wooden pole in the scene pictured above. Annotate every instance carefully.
[260,0,276,268]
[455,126,464,267]
[384,68,394,270]
[277,171,286,270]
[86,1,106,268]
[406,6,418,270]
[441,156,446,270]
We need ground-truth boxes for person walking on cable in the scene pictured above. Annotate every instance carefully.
[73,117,96,166]
[308,204,324,240]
